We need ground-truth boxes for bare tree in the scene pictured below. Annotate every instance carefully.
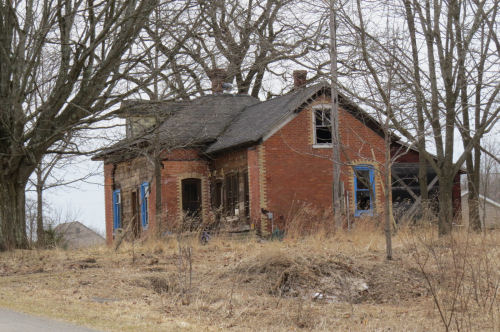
[124,0,202,100]
[455,2,500,231]
[327,0,343,229]
[139,0,328,99]
[479,140,500,227]
[339,0,500,235]
[27,142,99,247]
[402,0,428,203]
[0,0,159,250]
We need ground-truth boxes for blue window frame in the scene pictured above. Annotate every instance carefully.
[354,165,375,216]
[140,182,149,229]
[112,189,122,230]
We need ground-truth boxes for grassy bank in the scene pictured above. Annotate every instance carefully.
[0,224,498,331]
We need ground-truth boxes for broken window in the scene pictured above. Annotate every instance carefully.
[314,108,332,145]
[140,182,149,229]
[225,173,239,216]
[112,189,122,230]
[354,165,374,216]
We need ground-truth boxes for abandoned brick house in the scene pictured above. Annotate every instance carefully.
[93,70,462,245]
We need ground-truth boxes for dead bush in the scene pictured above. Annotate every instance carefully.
[235,248,370,303]
[410,230,500,332]
[147,276,170,294]
[284,202,335,239]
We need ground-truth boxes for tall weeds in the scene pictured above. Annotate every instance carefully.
[409,230,500,331]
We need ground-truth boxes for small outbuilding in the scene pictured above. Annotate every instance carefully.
[54,221,105,249]
[461,192,500,229]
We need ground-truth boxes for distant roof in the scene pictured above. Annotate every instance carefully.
[461,191,500,208]
[54,221,103,236]
[54,221,105,249]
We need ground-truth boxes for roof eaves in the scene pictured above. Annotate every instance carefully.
[205,139,260,156]
[461,191,500,208]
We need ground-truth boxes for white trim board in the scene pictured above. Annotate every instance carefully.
[461,191,500,209]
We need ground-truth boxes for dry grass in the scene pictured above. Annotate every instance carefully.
[0,225,498,331]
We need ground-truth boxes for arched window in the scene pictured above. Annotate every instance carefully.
[182,178,202,216]
[354,165,375,216]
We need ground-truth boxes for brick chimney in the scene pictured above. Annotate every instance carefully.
[208,68,227,94]
[293,70,307,89]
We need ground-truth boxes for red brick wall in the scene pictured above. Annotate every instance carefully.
[103,96,389,239]
[247,147,261,230]
[260,96,386,232]
[161,149,211,231]
[339,106,386,216]
[213,149,247,171]
[103,149,211,242]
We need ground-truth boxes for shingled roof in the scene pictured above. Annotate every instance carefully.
[206,82,386,154]
[93,94,259,160]
[94,81,387,160]
[153,94,259,147]
[205,83,329,153]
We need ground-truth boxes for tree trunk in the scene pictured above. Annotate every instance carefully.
[418,154,428,201]
[467,146,481,231]
[437,176,454,236]
[154,155,162,236]
[384,132,392,260]
[465,150,481,231]
[36,180,45,247]
[329,0,342,228]
[0,177,29,250]
[468,188,481,231]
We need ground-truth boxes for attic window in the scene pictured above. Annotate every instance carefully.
[313,106,332,146]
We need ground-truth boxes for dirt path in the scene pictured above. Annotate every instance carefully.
[0,307,101,332]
